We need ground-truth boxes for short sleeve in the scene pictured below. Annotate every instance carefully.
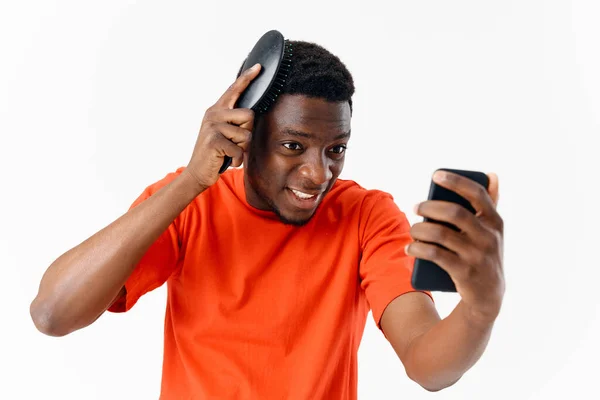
[107,170,184,313]
[359,191,433,329]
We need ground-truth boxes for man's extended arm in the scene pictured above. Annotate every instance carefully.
[381,170,504,391]
[381,294,496,391]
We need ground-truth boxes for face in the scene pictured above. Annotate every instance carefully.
[244,94,351,226]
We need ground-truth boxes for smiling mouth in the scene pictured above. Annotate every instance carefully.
[290,189,317,200]
[286,187,323,209]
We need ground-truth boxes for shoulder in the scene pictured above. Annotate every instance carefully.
[325,178,409,238]
[325,177,398,215]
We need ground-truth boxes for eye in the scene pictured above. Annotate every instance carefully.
[283,142,303,151]
[330,144,347,155]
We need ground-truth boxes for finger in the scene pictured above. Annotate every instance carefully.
[214,63,261,109]
[432,170,496,218]
[213,123,252,150]
[214,134,244,165]
[415,200,482,237]
[406,241,466,279]
[410,221,472,255]
[487,173,499,207]
[410,221,494,268]
[231,153,245,168]
[205,108,254,131]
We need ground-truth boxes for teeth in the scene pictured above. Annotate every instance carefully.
[291,189,315,199]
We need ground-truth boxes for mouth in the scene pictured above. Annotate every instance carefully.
[286,187,323,210]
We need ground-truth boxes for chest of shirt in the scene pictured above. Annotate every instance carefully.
[169,205,364,338]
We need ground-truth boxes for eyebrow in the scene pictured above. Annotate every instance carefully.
[281,128,351,140]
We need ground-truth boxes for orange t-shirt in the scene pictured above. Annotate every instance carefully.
[108,167,429,399]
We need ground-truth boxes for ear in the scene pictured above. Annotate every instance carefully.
[487,172,500,207]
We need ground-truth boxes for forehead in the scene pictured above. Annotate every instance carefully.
[262,94,351,136]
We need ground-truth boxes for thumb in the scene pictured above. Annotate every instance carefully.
[487,172,500,207]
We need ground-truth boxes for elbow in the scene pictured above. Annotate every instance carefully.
[406,368,462,392]
[419,381,458,393]
[30,297,72,337]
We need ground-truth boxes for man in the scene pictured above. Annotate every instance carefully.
[30,40,505,399]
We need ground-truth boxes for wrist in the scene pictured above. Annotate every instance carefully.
[457,301,499,331]
[180,168,209,195]
[176,169,208,201]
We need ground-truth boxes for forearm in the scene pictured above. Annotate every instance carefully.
[405,300,495,391]
[30,170,204,336]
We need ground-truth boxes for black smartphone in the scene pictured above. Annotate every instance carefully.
[410,168,490,292]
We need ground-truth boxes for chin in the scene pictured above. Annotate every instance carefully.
[274,209,315,227]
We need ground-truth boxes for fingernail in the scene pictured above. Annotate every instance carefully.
[251,63,260,70]
[433,170,446,182]
[405,244,410,254]
[244,64,259,74]
[413,203,420,214]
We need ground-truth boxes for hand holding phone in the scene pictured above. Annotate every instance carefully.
[410,168,490,292]
[408,168,505,324]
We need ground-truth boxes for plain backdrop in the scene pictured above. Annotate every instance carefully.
[0,0,598,398]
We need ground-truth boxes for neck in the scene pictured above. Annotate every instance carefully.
[243,168,271,211]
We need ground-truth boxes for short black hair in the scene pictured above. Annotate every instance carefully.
[237,40,355,113]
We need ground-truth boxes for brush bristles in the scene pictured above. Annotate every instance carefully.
[255,40,293,114]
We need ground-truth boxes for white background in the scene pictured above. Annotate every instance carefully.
[0,0,598,398]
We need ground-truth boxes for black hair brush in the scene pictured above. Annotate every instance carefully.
[219,29,293,173]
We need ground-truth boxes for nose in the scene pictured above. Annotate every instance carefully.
[298,151,333,187]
